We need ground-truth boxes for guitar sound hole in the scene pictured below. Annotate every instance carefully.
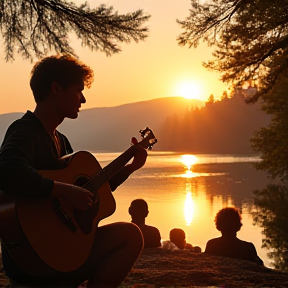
[74,177,100,203]
[74,176,90,190]
[73,202,99,235]
[73,176,100,235]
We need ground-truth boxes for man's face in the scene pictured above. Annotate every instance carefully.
[57,82,86,119]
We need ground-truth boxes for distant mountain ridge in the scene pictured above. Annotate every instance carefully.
[0,97,203,151]
[157,94,271,153]
[0,96,271,153]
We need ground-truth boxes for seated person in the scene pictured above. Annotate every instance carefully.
[162,228,201,253]
[204,207,263,265]
[129,199,161,248]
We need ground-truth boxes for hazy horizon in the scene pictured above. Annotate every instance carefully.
[0,96,204,115]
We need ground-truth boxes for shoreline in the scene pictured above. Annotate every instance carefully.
[1,249,288,287]
[123,249,288,287]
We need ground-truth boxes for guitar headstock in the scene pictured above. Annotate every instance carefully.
[137,127,157,150]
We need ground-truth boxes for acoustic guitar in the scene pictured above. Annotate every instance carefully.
[0,127,157,273]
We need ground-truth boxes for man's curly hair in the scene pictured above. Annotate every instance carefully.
[30,54,94,102]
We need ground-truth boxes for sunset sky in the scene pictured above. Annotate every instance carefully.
[0,0,227,115]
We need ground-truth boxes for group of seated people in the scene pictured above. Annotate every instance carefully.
[128,199,263,265]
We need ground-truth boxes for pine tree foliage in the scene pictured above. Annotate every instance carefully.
[177,0,288,102]
[207,93,215,104]
[251,74,288,180]
[221,90,229,100]
[0,0,150,61]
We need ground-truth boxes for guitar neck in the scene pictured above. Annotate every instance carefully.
[90,145,137,192]
[86,127,156,194]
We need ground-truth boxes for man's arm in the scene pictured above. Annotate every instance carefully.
[0,123,53,197]
[109,145,147,191]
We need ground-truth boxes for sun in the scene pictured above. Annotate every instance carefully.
[177,82,202,100]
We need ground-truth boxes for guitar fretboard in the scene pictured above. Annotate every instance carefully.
[89,145,137,193]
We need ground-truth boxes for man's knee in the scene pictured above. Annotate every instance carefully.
[124,222,144,249]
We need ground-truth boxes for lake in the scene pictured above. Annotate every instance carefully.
[95,151,276,268]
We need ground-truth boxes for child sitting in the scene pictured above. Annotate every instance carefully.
[162,228,201,253]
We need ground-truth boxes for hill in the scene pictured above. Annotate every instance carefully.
[157,94,271,153]
[0,96,271,153]
[0,97,203,151]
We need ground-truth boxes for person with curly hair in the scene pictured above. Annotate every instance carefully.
[0,55,147,287]
[204,207,263,265]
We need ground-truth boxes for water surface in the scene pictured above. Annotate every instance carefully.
[96,151,273,267]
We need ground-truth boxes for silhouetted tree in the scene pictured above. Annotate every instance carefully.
[177,0,288,102]
[0,0,150,61]
[177,0,288,180]
[251,74,288,180]
[157,95,269,153]
[253,184,288,271]
[206,94,215,106]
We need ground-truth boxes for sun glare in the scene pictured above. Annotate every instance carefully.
[177,82,202,100]
[180,154,198,170]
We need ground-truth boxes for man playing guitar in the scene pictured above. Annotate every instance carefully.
[0,55,149,287]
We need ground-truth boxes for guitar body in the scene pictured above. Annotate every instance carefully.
[0,151,116,273]
[0,127,157,274]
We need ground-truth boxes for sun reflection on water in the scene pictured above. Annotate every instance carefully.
[181,155,196,225]
[178,154,224,178]
[180,154,199,178]
[184,186,194,225]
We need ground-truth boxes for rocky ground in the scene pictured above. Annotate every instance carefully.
[1,249,288,287]
[123,249,288,287]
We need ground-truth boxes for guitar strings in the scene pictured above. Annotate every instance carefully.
[77,136,156,193]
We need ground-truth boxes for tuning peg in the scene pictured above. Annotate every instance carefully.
[139,127,151,138]
[139,127,157,150]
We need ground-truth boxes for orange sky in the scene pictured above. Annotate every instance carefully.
[0,0,227,115]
